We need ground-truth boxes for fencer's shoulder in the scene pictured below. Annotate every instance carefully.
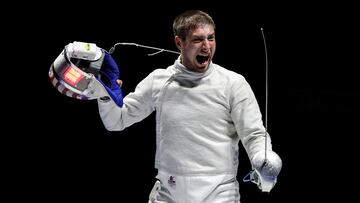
[151,68,171,75]
[212,63,246,82]
[147,68,173,80]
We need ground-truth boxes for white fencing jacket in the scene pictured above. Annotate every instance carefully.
[98,58,271,176]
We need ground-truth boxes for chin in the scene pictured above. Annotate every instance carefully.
[196,66,208,72]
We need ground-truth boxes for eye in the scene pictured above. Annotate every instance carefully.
[192,38,202,43]
[208,35,215,41]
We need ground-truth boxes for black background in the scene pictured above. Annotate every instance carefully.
[5,1,358,202]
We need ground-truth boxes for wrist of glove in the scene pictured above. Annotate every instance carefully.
[247,150,282,192]
[98,79,122,102]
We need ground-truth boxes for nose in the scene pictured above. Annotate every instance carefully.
[202,39,211,51]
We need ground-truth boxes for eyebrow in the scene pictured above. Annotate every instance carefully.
[192,32,215,39]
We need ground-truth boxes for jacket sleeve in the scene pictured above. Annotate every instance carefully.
[230,75,272,161]
[97,71,155,131]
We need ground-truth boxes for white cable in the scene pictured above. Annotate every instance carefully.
[109,42,180,56]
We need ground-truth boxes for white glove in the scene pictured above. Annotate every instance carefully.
[249,150,282,192]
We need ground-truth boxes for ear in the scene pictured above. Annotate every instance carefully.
[175,36,182,50]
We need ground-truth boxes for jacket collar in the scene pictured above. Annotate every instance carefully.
[171,56,214,80]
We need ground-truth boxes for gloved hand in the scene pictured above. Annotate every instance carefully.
[96,52,124,107]
[245,150,282,192]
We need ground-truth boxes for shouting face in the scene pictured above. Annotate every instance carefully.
[176,25,216,73]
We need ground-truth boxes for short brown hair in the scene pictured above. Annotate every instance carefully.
[173,10,216,40]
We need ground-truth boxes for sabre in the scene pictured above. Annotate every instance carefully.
[261,27,269,163]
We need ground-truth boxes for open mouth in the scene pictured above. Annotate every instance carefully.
[196,55,210,65]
